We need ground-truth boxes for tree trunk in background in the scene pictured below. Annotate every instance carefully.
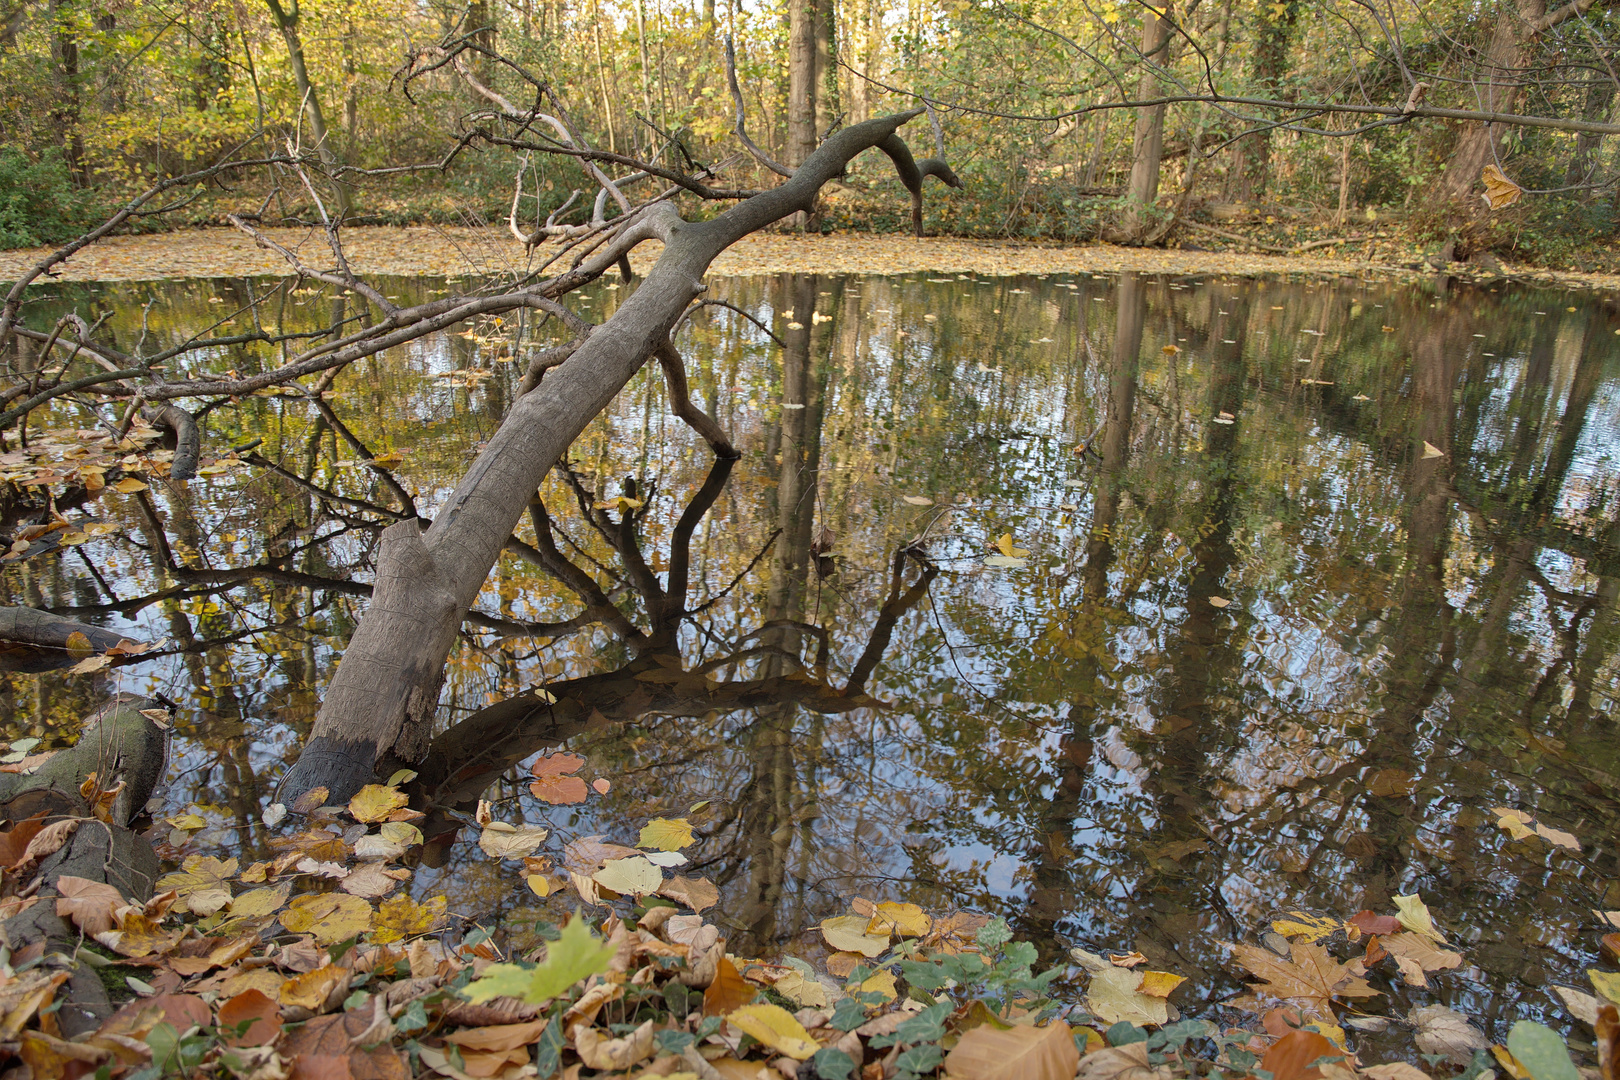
[815,0,837,128]
[787,0,818,167]
[1113,0,1173,243]
[48,0,86,185]
[265,0,350,219]
[848,0,875,123]
[1226,0,1296,204]
[1566,56,1615,189]
[1438,0,1546,199]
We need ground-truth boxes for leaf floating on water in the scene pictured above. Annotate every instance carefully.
[637,818,695,851]
[985,554,1028,569]
[1493,807,1536,841]
[478,822,549,859]
[348,784,408,823]
[1552,985,1603,1025]
[865,902,931,938]
[1208,596,1230,608]
[277,893,372,945]
[993,532,1029,558]
[1272,912,1343,944]
[821,914,889,957]
[944,1019,1078,1080]
[1393,893,1446,943]
[529,752,590,805]
[1086,966,1168,1026]
[1506,1020,1580,1080]
[1591,969,1620,1006]
[1421,441,1445,459]
[593,855,663,896]
[112,478,148,493]
[1534,823,1581,851]
[902,495,933,506]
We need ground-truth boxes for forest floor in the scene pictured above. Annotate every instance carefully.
[5,226,1620,293]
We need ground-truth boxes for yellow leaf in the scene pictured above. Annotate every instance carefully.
[155,855,237,916]
[278,893,373,945]
[526,874,553,898]
[370,893,446,944]
[228,883,291,919]
[993,532,1029,558]
[638,818,695,851]
[1139,971,1187,998]
[370,450,405,466]
[902,495,933,506]
[279,965,347,1011]
[859,969,898,1002]
[1481,164,1523,210]
[820,915,889,957]
[593,856,663,896]
[1591,969,1620,1006]
[1492,807,1536,841]
[478,822,549,859]
[64,631,93,658]
[348,784,409,823]
[1393,893,1446,944]
[726,1003,819,1060]
[1421,442,1444,460]
[111,478,148,493]
[865,902,930,938]
[95,910,183,958]
[1272,912,1343,944]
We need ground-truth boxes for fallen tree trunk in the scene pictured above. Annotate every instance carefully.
[0,606,128,664]
[0,696,168,1035]
[280,108,952,805]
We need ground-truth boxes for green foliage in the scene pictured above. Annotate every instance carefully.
[460,912,616,1004]
[0,148,93,248]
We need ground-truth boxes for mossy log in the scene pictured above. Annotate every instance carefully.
[0,696,168,1035]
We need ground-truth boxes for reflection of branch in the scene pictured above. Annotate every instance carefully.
[656,342,736,458]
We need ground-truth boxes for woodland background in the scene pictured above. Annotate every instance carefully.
[5,0,1620,266]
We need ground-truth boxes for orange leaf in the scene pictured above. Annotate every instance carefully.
[218,989,282,1047]
[1262,1029,1344,1080]
[529,752,589,805]
[704,957,757,1016]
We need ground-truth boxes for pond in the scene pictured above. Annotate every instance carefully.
[4,267,1618,1052]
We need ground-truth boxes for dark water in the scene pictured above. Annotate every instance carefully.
[5,269,1619,1047]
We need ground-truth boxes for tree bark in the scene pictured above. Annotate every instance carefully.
[1226,0,1296,203]
[788,0,819,168]
[1112,1,1174,243]
[264,0,350,220]
[1438,0,1548,199]
[278,109,943,805]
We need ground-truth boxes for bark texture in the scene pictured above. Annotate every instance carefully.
[1112,1,1174,243]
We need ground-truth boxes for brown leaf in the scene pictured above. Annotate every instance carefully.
[146,993,212,1032]
[1346,910,1401,936]
[1231,941,1379,1020]
[658,874,719,913]
[218,989,282,1047]
[1596,1004,1617,1080]
[280,1008,408,1080]
[1262,1030,1344,1080]
[289,1055,355,1080]
[55,875,124,936]
[704,957,757,1016]
[944,1019,1079,1080]
[443,1017,550,1052]
[575,1018,657,1071]
[280,965,351,1014]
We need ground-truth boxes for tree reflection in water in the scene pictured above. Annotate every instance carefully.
[2,270,1618,1031]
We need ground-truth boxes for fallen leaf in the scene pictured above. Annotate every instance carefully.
[1554,986,1603,1026]
[728,1003,820,1059]
[993,532,1029,558]
[279,893,373,945]
[1421,441,1444,459]
[370,894,446,945]
[1594,970,1620,1007]
[477,821,549,859]
[348,785,409,823]
[1535,823,1581,851]
[529,752,589,805]
[279,965,349,1012]
[1231,941,1379,1020]
[1263,1029,1344,1080]
[340,863,410,899]
[705,957,757,1015]
[1139,971,1186,998]
[637,818,695,851]
[55,875,125,936]
[1392,893,1446,943]
[945,1018,1078,1080]
[593,855,663,895]
[1507,1020,1580,1080]
[1088,966,1169,1026]
[1272,912,1342,944]
[820,914,889,957]
[1411,1005,1489,1064]
[866,902,930,938]
[903,495,934,505]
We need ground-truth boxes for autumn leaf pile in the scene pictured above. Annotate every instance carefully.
[0,742,1612,1080]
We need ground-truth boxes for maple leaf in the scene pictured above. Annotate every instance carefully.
[1230,941,1380,1019]
[370,893,447,944]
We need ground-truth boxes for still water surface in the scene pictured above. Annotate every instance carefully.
[5,268,1619,1045]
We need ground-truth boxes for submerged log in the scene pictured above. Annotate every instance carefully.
[0,607,128,674]
[0,696,168,1035]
